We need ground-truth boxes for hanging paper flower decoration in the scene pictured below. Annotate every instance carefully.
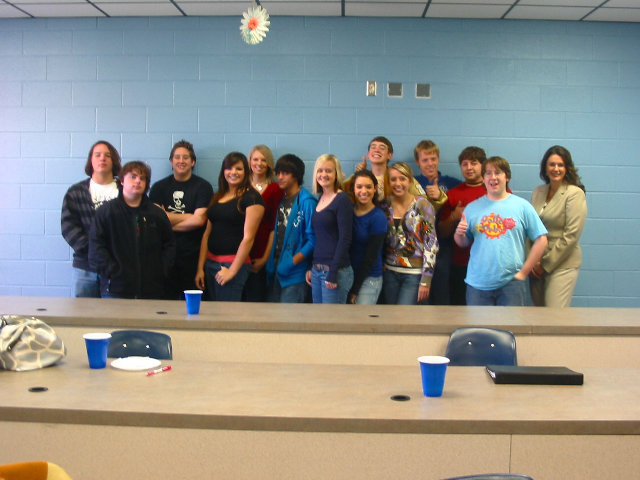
[240,4,270,45]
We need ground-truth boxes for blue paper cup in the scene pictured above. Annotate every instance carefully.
[83,333,112,369]
[184,289,203,315]
[418,355,450,397]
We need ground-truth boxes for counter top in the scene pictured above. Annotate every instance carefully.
[2,352,640,435]
[1,296,639,335]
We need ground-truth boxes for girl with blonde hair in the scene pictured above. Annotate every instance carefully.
[306,154,353,304]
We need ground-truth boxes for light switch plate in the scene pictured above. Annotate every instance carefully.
[366,81,377,96]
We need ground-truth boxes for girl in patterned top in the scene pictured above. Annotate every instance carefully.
[381,162,439,305]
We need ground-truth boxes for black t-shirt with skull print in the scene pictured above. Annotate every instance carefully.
[149,174,214,259]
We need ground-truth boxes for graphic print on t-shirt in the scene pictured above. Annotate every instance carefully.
[92,194,112,210]
[278,199,294,229]
[90,180,119,210]
[477,213,516,239]
[168,190,185,213]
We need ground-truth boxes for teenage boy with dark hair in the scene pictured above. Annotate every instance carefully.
[265,154,317,303]
[438,146,489,304]
[89,161,175,299]
[149,140,213,299]
[61,140,122,297]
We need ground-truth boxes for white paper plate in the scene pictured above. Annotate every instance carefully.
[110,356,161,371]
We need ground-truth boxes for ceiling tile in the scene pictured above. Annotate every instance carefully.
[506,6,593,20]
[346,3,426,16]
[606,0,640,6]
[180,1,343,16]
[10,3,105,17]
[175,2,246,15]
[347,0,426,3]
[586,7,640,22]
[518,0,601,5]
[97,0,171,3]
[94,3,184,16]
[432,0,512,4]
[426,4,511,18]
[0,5,30,17]
[11,0,87,3]
[253,1,343,16]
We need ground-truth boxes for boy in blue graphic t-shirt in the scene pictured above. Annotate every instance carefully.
[454,156,547,306]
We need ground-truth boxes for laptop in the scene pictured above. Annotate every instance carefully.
[486,365,584,385]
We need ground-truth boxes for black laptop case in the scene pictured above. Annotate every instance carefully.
[486,365,584,385]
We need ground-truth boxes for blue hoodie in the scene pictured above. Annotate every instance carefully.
[266,187,317,288]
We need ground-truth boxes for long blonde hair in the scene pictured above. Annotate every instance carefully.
[312,153,345,195]
[248,144,275,181]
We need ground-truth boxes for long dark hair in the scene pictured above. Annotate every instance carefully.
[540,145,585,193]
[212,152,254,209]
[350,169,381,207]
[85,140,122,177]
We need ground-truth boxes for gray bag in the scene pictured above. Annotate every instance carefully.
[0,314,67,371]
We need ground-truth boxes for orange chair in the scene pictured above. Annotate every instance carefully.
[0,461,72,480]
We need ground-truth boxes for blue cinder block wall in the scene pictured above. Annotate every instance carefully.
[0,16,638,306]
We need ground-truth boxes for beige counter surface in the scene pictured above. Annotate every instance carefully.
[3,298,640,479]
[1,296,639,335]
[2,353,639,436]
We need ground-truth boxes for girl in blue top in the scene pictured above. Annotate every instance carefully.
[306,154,353,304]
[348,170,387,305]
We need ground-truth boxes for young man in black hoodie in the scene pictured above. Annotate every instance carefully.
[89,161,175,299]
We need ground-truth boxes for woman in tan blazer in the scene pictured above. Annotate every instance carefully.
[530,146,587,307]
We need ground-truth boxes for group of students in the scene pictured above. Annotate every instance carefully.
[61,136,587,307]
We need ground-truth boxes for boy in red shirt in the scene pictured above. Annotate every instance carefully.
[438,146,487,305]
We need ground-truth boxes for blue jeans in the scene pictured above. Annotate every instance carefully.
[72,267,100,298]
[267,276,308,303]
[383,270,422,305]
[354,275,383,305]
[310,265,353,304]
[204,260,250,302]
[466,277,529,306]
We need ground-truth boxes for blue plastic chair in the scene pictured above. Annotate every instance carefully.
[442,475,533,480]
[444,327,517,366]
[108,330,172,359]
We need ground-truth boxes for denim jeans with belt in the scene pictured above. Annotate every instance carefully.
[310,264,353,304]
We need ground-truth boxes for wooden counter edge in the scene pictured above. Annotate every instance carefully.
[2,407,639,435]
